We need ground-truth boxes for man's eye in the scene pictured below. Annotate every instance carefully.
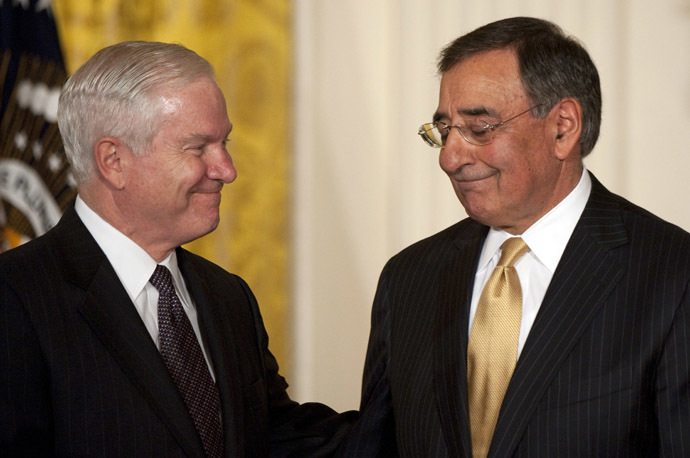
[468,122,490,136]
[435,122,450,134]
[186,145,205,155]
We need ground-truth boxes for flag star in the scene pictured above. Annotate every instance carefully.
[48,153,62,172]
[31,83,49,117]
[14,131,28,151]
[17,80,33,109]
[32,140,44,160]
[45,88,60,123]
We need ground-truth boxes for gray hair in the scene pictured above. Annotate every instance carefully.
[438,17,601,157]
[57,41,216,183]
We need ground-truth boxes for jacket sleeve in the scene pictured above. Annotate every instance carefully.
[233,276,357,458]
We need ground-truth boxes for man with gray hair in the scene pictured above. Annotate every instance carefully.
[337,17,690,457]
[0,41,353,457]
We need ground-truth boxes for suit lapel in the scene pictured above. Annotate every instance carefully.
[55,207,206,457]
[489,175,629,457]
[434,221,487,458]
[178,250,246,457]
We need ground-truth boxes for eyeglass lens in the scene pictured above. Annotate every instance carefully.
[418,121,494,147]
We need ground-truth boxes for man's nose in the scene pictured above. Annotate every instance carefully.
[207,148,237,183]
[438,128,474,174]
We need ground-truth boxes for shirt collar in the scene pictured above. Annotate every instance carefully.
[477,168,592,273]
[74,196,185,302]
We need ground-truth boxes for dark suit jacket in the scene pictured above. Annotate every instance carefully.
[336,173,690,457]
[0,204,353,457]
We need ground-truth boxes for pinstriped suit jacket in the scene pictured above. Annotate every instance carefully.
[336,173,690,457]
[0,204,354,457]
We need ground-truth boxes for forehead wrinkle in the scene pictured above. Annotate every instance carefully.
[181,123,232,144]
[183,132,211,142]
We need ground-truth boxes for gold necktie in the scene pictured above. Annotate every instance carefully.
[467,237,529,458]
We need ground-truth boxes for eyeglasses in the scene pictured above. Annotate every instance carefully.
[417,104,542,147]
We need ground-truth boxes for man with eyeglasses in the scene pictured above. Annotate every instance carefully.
[336,17,690,458]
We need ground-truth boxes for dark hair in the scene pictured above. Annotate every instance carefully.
[438,17,601,157]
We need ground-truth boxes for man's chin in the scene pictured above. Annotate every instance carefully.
[182,213,221,244]
[457,198,491,226]
[202,215,221,236]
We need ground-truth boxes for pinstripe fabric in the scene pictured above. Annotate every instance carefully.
[0,204,355,457]
[336,173,690,458]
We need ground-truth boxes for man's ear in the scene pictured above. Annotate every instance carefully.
[94,137,128,189]
[553,97,583,160]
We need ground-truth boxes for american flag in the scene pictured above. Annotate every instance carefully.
[0,0,76,251]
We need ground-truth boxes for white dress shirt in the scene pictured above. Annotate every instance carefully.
[74,196,215,379]
[468,168,592,359]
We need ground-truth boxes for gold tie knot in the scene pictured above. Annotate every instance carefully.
[497,237,529,268]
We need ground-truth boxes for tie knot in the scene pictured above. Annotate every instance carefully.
[498,237,529,267]
[150,265,174,293]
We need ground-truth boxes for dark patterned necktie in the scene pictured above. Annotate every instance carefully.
[150,265,224,458]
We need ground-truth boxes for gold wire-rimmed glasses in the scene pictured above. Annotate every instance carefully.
[418,104,542,147]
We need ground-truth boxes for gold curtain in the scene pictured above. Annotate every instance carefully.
[53,0,291,374]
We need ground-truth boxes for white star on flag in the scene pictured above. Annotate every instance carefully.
[32,140,44,160]
[48,153,62,172]
[14,131,28,151]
